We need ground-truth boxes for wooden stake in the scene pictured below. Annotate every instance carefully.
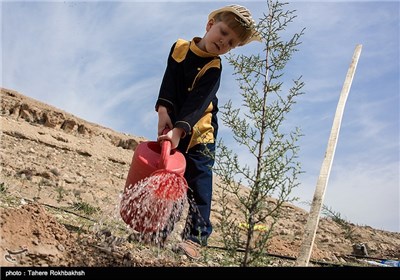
[295,44,363,266]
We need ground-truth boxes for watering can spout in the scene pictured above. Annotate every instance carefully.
[158,140,171,170]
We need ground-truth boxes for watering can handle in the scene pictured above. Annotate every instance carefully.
[159,128,171,169]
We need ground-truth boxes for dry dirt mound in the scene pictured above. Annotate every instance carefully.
[0,203,191,267]
[1,87,399,268]
[1,203,77,267]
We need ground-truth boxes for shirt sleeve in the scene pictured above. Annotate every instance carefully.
[155,43,177,113]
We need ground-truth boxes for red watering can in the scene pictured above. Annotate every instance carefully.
[120,132,188,233]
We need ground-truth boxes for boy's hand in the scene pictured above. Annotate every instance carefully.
[157,106,173,136]
[158,127,184,149]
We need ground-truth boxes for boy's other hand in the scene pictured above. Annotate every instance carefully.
[158,127,184,149]
[157,106,173,136]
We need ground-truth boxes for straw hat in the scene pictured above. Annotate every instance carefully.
[208,4,262,45]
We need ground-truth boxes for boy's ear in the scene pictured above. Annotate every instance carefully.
[206,19,215,32]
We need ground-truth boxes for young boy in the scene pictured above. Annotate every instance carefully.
[155,4,261,260]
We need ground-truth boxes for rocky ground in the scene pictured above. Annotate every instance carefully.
[1,87,399,268]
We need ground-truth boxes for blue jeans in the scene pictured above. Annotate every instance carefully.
[181,143,215,246]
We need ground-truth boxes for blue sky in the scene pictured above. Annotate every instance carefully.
[2,0,399,233]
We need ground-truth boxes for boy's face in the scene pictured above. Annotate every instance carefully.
[202,19,241,55]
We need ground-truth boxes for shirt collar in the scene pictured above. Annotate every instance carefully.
[190,37,218,58]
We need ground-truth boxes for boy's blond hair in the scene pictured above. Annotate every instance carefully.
[208,4,262,46]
